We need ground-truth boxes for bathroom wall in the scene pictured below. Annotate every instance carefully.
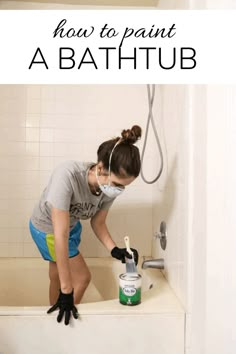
[184,85,207,354]
[149,75,236,354]
[0,85,154,258]
[150,83,236,354]
[186,85,236,354]
[149,0,191,312]
[204,85,236,354]
[150,83,207,354]
[151,85,190,307]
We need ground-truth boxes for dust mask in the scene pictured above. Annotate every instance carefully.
[95,166,124,198]
[95,139,124,198]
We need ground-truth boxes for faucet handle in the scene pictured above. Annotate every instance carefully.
[154,221,167,250]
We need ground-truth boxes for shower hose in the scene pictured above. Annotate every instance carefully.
[140,84,164,184]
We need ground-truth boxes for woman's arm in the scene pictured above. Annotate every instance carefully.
[51,207,73,294]
[90,209,116,252]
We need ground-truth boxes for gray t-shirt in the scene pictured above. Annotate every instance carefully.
[30,161,115,233]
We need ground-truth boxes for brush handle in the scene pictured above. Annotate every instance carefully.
[124,236,133,256]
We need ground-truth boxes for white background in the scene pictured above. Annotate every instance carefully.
[0,10,235,83]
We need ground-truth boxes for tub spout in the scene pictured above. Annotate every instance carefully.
[141,258,164,270]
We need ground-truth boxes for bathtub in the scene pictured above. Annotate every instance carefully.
[0,257,185,354]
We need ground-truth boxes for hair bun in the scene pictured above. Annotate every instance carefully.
[121,125,142,144]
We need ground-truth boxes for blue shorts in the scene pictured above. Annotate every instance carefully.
[29,220,82,262]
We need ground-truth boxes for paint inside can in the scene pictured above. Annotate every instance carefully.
[119,273,142,306]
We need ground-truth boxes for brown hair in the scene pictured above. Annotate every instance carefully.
[97,125,142,178]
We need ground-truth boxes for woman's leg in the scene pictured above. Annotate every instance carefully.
[69,253,91,304]
[48,254,91,305]
[49,261,60,305]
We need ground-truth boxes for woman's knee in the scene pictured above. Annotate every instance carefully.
[75,268,91,290]
[73,269,91,304]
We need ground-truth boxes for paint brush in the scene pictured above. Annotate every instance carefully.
[124,236,137,273]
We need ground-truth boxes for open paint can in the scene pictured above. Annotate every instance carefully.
[119,273,142,306]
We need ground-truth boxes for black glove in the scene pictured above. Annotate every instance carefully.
[47,289,79,325]
[111,247,139,265]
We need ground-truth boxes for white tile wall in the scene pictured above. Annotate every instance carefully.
[187,85,207,354]
[151,85,190,307]
[0,85,153,258]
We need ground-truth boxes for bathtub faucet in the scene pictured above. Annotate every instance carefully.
[141,258,164,270]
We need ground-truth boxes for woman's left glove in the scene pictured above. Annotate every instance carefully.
[111,247,139,265]
[47,289,79,325]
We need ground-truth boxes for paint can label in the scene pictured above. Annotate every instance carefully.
[119,273,142,306]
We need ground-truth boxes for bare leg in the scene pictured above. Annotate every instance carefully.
[69,253,91,304]
[48,254,91,305]
[49,261,60,305]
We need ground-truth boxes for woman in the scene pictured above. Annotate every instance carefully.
[29,125,141,325]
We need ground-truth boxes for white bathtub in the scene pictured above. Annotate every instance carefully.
[0,257,185,354]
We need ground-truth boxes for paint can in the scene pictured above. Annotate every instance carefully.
[119,273,142,306]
